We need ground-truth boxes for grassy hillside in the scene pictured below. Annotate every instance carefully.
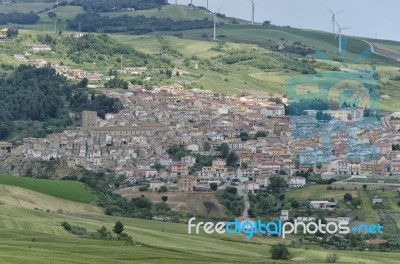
[117,190,226,217]
[0,175,97,203]
[102,4,245,24]
[0,176,397,263]
[159,24,400,66]
[0,2,52,13]
[0,206,399,263]
[0,184,101,214]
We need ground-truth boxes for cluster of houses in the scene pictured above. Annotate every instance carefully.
[3,85,400,194]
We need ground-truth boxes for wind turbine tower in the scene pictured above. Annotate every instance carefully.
[326,7,344,34]
[213,7,222,41]
[249,0,256,25]
[335,22,351,54]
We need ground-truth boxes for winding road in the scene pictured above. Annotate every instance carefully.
[361,39,400,62]
[236,183,250,218]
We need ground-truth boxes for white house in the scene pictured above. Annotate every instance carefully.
[149,180,165,191]
[280,210,289,221]
[288,176,306,188]
[181,156,196,167]
[185,144,199,152]
[245,181,260,194]
[255,176,269,188]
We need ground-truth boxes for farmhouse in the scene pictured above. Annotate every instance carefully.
[310,200,338,210]
[372,196,383,204]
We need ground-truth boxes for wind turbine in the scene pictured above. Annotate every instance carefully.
[213,7,222,41]
[326,7,344,34]
[335,22,351,54]
[249,0,256,25]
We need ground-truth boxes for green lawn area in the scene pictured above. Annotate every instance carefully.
[358,190,379,223]
[285,185,358,201]
[0,175,97,203]
[25,5,85,32]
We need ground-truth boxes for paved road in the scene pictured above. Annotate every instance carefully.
[236,183,250,218]
[362,39,400,62]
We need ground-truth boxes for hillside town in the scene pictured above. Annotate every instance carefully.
[2,85,400,194]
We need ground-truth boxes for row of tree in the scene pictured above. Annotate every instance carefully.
[70,0,167,12]
[0,12,39,25]
[67,13,214,34]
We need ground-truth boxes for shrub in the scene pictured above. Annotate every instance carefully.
[326,253,339,263]
[270,243,290,260]
[61,221,71,231]
[70,225,87,236]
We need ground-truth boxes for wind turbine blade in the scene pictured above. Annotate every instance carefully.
[335,21,341,28]
[217,5,223,13]
[216,16,219,25]
[342,27,351,30]
[326,7,334,14]
[336,10,344,15]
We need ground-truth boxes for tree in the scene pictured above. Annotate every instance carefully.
[79,77,88,88]
[113,221,124,236]
[158,185,168,193]
[203,141,211,151]
[218,143,229,158]
[291,200,299,208]
[161,196,168,202]
[326,253,340,263]
[270,243,290,260]
[254,131,267,139]
[362,184,368,191]
[47,11,57,19]
[210,182,218,191]
[344,193,353,202]
[239,132,249,141]
[269,176,288,193]
[241,162,248,169]
[226,151,238,167]
[203,201,216,218]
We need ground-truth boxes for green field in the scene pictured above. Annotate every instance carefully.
[0,2,53,13]
[0,175,97,203]
[286,185,358,201]
[102,4,246,24]
[0,177,397,263]
[0,205,399,264]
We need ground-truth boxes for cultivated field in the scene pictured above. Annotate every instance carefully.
[0,175,97,203]
[117,190,225,216]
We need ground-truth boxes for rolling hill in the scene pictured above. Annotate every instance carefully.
[0,177,399,263]
[1,2,400,113]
